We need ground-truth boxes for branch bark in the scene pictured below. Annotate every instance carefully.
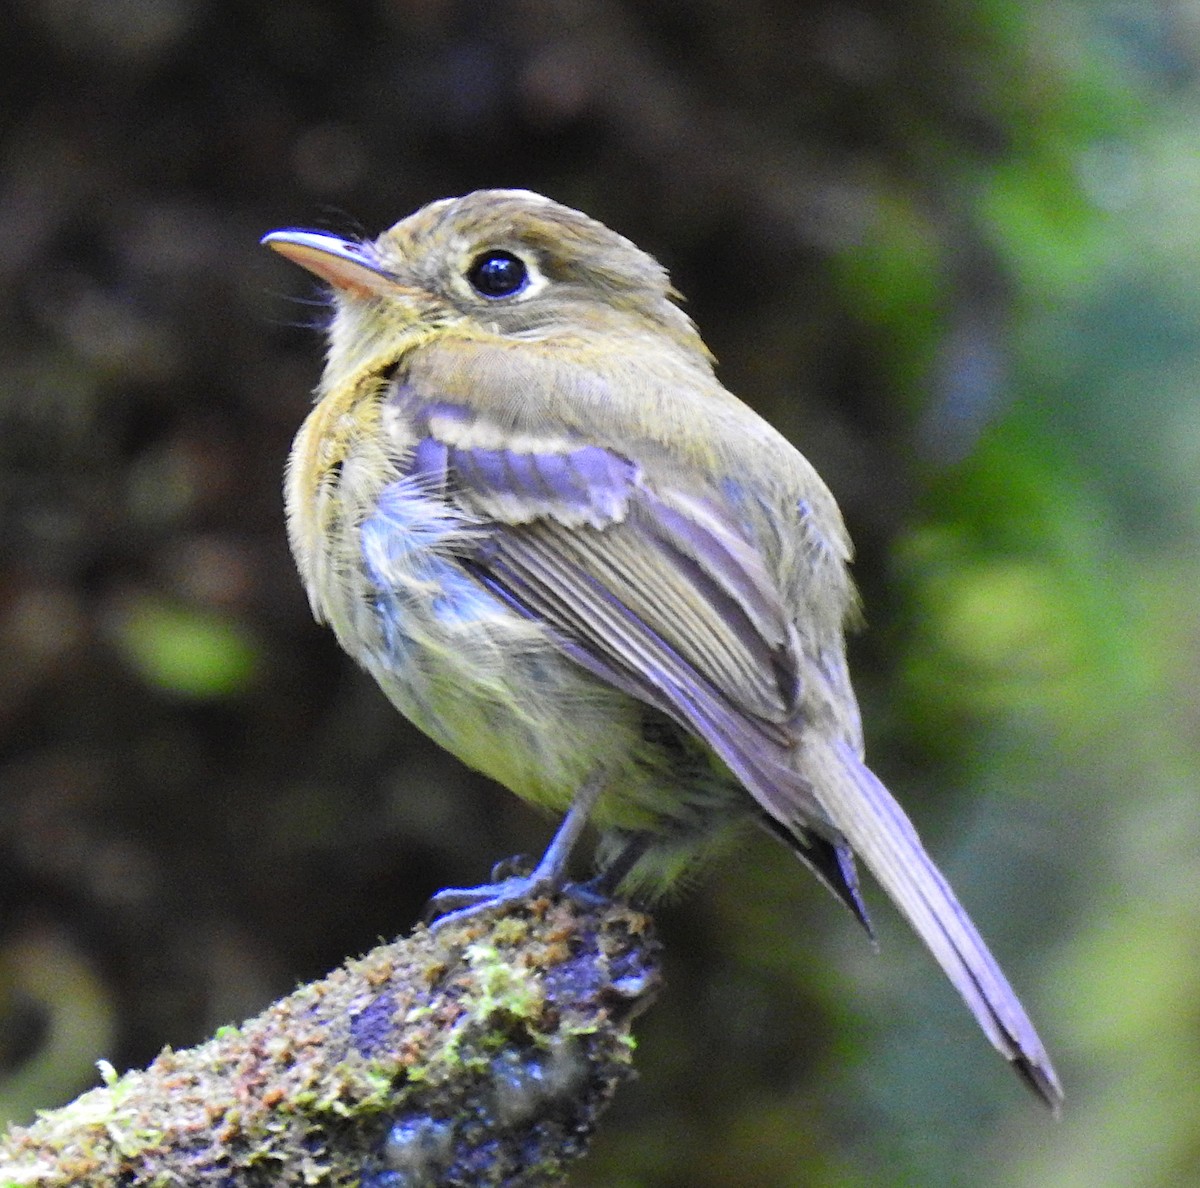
[0,895,660,1186]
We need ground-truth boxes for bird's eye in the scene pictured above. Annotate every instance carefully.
[466,250,529,299]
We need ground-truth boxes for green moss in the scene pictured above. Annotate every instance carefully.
[1,897,659,1186]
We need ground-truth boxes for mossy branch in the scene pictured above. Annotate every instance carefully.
[0,896,660,1187]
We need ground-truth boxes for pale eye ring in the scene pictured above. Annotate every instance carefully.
[466,250,529,299]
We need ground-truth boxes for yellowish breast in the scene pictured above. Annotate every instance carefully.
[284,371,396,631]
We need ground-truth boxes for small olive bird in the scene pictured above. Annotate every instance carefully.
[263,189,1061,1109]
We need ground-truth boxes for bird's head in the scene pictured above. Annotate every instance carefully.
[264,189,709,394]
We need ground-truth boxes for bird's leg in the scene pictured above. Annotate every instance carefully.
[424,771,607,927]
[565,831,652,906]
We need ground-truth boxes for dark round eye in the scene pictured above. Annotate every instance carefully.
[466,250,529,298]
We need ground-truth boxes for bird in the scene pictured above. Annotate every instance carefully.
[263,189,1062,1110]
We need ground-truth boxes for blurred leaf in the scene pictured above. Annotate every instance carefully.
[111,594,259,699]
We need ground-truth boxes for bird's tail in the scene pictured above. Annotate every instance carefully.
[811,737,1063,1112]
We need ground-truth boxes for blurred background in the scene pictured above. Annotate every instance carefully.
[1,1,1197,1184]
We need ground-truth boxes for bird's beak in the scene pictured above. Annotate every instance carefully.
[261,229,400,299]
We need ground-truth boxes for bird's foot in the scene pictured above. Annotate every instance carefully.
[423,866,555,930]
[557,876,616,910]
[423,774,609,930]
[423,854,533,923]
[422,860,622,928]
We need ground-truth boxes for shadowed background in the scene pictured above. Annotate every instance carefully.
[2,2,1198,1184]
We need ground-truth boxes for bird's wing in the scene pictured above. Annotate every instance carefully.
[396,408,1062,1110]
[396,420,873,921]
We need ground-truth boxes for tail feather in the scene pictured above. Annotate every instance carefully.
[759,812,875,936]
[818,739,1063,1112]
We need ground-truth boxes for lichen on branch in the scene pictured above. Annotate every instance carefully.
[0,895,660,1187]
